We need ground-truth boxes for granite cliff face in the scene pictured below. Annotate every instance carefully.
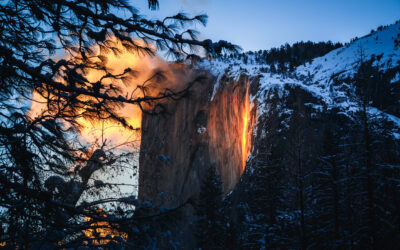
[138,71,257,207]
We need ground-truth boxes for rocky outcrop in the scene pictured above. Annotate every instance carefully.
[138,71,258,208]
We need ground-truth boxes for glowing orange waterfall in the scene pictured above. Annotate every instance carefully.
[241,83,251,171]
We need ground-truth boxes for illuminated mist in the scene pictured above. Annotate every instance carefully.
[28,40,195,150]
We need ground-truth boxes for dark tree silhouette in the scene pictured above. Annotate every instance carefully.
[195,165,226,249]
[0,0,238,247]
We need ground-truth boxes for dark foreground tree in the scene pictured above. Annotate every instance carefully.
[195,165,226,249]
[0,0,238,248]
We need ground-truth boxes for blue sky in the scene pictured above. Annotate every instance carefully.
[134,0,400,51]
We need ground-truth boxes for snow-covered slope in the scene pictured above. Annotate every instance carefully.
[198,21,400,129]
[297,22,400,84]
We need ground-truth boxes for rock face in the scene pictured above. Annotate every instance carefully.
[138,71,257,207]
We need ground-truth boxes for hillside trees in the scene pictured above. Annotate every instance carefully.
[236,79,400,248]
[0,0,237,247]
[229,41,343,72]
[309,115,349,248]
[351,51,400,248]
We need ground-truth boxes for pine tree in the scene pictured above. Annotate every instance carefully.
[311,123,345,248]
[195,165,226,249]
[270,63,277,73]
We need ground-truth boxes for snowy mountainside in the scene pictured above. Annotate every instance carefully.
[198,20,400,129]
[221,22,400,249]
[296,22,400,84]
